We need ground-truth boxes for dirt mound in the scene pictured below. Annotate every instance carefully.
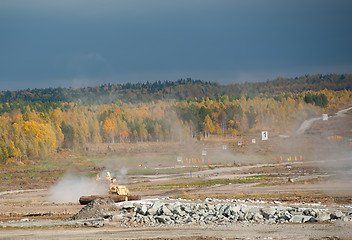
[69,198,117,220]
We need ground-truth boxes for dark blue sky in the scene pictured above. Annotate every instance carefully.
[1,0,351,91]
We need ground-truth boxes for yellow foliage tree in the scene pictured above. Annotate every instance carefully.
[21,121,57,159]
[203,115,215,138]
[103,118,116,143]
[214,123,222,135]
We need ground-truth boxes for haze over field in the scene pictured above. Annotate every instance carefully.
[1,0,352,91]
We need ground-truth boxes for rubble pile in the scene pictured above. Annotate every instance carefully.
[69,198,118,221]
[71,198,352,227]
[114,201,351,226]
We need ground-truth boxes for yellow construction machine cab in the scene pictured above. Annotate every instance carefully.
[97,171,130,196]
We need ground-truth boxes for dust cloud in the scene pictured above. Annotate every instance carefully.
[115,167,129,185]
[318,140,352,195]
[97,168,129,185]
[48,172,108,203]
[286,106,352,195]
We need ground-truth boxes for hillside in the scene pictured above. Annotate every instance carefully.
[0,74,351,164]
[0,74,351,107]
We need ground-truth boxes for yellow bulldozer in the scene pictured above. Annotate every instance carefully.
[101,171,130,196]
[79,171,140,205]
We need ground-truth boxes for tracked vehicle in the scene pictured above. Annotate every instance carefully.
[79,172,140,205]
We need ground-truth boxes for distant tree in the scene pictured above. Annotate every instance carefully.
[304,92,313,104]
[203,115,215,138]
[61,121,74,149]
[245,106,258,129]
[102,118,116,143]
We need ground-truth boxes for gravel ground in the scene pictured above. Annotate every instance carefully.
[1,222,351,240]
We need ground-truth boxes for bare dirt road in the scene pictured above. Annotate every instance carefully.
[1,222,352,240]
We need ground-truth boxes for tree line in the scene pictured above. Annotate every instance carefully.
[0,74,350,109]
[0,87,351,164]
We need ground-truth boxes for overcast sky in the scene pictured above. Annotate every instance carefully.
[1,0,351,91]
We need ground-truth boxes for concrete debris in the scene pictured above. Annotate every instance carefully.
[69,198,118,221]
[69,198,352,227]
[316,212,331,222]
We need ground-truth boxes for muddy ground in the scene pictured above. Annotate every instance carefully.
[0,107,351,239]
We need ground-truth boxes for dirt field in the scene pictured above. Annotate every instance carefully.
[0,107,351,239]
[1,223,352,240]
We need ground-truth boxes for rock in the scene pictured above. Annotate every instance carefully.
[138,205,148,216]
[171,206,187,217]
[331,210,344,219]
[222,206,231,217]
[215,204,223,212]
[183,216,193,223]
[290,215,312,223]
[147,202,162,216]
[192,213,200,221]
[342,216,350,221]
[84,220,104,228]
[111,214,123,222]
[155,215,171,224]
[229,205,241,215]
[137,216,146,224]
[183,204,192,213]
[148,216,156,224]
[316,212,331,222]
[288,207,299,214]
[166,204,176,212]
[283,211,292,221]
[161,205,172,216]
[121,201,134,209]
[253,212,264,222]
[310,209,318,218]
[92,221,104,228]
[201,209,208,216]
[303,209,314,216]
[293,209,304,215]
[102,212,113,219]
[244,212,254,221]
[240,205,250,213]
[207,204,215,211]
[267,218,277,224]
[199,203,207,210]
[302,216,313,223]
[290,215,305,223]
[278,218,287,223]
[261,207,276,219]
[248,206,260,215]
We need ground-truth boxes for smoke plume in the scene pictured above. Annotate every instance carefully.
[48,172,108,203]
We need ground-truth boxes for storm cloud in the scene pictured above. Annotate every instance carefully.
[0,0,351,90]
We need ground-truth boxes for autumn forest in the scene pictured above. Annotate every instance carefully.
[0,74,351,164]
